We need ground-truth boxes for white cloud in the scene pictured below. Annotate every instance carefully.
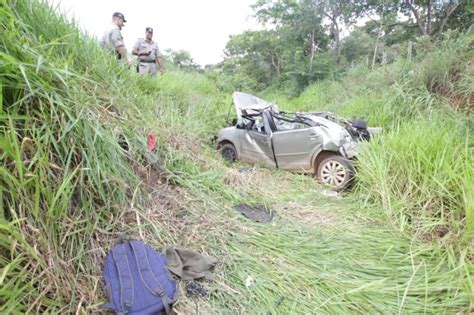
[48,0,261,65]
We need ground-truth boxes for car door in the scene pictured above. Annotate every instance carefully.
[272,126,322,170]
[239,115,276,168]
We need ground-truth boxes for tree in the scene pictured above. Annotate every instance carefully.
[442,1,474,35]
[342,29,376,64]
[249,0,332,87]
[402,0,460,38]
[164,49,200,70]
[311,0,363,63]
[223,30,284,89]
[365,0,467,39]
[220,0,471,94]
[252,0,329,63]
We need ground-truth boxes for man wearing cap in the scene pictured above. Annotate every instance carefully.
[132,27,164,76]
[100,12,129,63]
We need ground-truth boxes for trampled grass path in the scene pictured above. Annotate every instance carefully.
[133,163,470,314]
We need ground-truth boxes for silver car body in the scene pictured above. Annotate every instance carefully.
[217,92,376,171]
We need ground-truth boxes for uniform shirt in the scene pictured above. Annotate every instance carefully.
[133,38,161,62]
[100,24,125,50]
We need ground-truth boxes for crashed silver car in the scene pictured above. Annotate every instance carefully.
[216,92,381,191]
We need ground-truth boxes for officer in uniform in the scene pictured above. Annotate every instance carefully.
[100,12,129,63]
[132,27,164,76]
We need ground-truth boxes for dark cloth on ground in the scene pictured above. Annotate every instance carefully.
[163,246,217,281]
[233,204,273,222]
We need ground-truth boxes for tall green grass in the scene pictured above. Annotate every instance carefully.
[1,0,472,313]
[1,1,145,312]
[356,115,473,235]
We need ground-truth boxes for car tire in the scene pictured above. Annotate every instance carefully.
[219,143,237,163]
[316,155,354,191]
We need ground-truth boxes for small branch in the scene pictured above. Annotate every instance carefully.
[309,30,315,72]
[427,0,432,35]
[270,53,280,76]
[404,0,427,35]
[323,12,333,21]
[436,0,459,38]
[387,22,419,30]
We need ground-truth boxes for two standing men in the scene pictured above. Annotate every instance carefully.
[101,12,164,76]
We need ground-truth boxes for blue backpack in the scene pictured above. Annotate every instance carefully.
[103,239,178,314]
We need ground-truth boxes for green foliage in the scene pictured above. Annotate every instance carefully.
[0,0,472,313]
[222,30,282,90]
[217,0,472,95]
[218,0,333,94]
[341,29,377,63]
[164,48,200,71]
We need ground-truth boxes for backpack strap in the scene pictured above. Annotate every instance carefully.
[111,243,134,314]
[129,241,173,315]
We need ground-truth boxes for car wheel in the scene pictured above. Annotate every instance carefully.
[316,155,354,191]
[220,143,237,163]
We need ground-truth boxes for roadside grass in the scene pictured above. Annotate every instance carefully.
[355,115,473,236]
[0,0,472,313]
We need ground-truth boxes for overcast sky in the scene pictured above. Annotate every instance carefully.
[48,0,261,66]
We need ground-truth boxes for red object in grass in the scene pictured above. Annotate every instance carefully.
[148,133,156,151]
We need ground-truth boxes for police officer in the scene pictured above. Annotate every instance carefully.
[100,12,129,63]
[132,27,164,76]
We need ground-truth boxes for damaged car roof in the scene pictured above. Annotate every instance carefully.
[232,92,277,122]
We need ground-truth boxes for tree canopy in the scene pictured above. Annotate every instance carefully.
[216,0,472,94]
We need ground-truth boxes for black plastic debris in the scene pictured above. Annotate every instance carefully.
[186,281,209,298]
[233,204,273,223]
[186,281,209,315]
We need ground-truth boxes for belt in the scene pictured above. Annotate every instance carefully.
[139,60,156,63]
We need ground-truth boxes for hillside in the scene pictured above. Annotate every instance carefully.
[0,0,472,313]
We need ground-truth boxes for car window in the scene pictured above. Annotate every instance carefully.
[251,116,266,133]
[274,117,308,131]
[241,114,267,134]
